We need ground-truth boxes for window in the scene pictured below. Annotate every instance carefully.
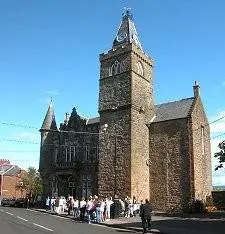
[54,147,58,163]
[65,147,70,162]
[112,61,120,75]
[92,146,99,161]
[201,126,205,155]
[69,182,75,187]
[108,66,112,76]
[71,146,77,161]
[82,174,92,198]
[136,61,144,76]
[85,145,90,161]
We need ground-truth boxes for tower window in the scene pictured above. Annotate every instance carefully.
[112,61,120,75]
[108,66,112,76]
[136,61,144,76]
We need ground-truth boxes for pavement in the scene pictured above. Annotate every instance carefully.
[33,208,225,234]
[33,208,161,233]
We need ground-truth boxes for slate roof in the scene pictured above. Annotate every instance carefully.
[4,165,21,176]
[40,103,58,131]
[0,164,21,176]
[86,117,100,125]
[85,97,195,126]
[113,9,143,51]
[153,97,195,123]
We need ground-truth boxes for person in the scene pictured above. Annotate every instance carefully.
[67,197,74,216]
[45,196,50,211]
[25,195,30,209]
[139,199,152,233]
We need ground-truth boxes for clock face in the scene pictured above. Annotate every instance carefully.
[116,31,127,42]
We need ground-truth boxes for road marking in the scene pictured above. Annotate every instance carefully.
[33,223,54,232]
[5,212,14,216]
[17,216,28,222]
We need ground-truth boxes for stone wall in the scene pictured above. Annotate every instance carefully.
[98,43,154,200]
[149,118,191,212]
[98,110,131,198]
[191,97,212,200]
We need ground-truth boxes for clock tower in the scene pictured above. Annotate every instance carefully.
[98,10,155,201]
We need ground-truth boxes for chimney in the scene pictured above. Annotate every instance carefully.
[193,81,200,98]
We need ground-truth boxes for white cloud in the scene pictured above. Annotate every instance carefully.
[13,131,40,143]
[46,90,59,96]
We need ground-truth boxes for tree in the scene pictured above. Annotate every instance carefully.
[15,167,43,200]
[214,140,225,170]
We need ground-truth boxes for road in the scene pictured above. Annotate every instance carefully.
[1,206,225,234]
[0,207,130,234]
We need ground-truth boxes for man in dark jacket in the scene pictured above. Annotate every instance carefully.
[139,199,152,233]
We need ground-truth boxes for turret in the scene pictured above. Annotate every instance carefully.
[40,101,58,146]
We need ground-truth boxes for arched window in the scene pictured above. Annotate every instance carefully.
[136,61,144,76]
[112,61,120,75]
[108,66,112,76]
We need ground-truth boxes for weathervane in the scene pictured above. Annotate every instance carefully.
[123,7,133,19]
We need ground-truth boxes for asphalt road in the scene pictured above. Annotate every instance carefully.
[1,206,225,234]
[0,207,131,234]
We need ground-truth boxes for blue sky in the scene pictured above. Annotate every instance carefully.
[0,0,225,185]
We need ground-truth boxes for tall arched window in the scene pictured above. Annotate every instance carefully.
[136,61,144,76]
[112,61,120,75]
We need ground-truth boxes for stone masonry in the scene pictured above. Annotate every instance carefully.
[39,10,212,213]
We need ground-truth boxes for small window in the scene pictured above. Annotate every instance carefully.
[136,61,144,76]
[108,66,112,76]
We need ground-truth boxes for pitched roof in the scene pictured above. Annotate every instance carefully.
[113,9,143,51]
[40,102,58,131]
[82,98,195,126]
[4,165,21,176]
[153,97,195,123]
[86,117,100,125]
[0,164,21,176]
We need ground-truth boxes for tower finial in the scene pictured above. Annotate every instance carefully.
[122,7,132,19]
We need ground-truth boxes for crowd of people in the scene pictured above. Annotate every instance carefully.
[45,195,144,223]
[45,195,153,232]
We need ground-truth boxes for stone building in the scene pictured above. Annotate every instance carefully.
[39,10,212,212]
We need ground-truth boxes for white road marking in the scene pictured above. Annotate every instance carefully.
[33,223,54,232]
[16,216,28,222]
[5,212,14,216]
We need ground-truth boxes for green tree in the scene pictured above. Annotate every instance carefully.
[16,167,43,200]
[214,140,225,170]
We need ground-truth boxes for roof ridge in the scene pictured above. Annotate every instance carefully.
[156,97,194,106]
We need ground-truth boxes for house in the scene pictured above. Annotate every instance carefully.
[0,159,26,199]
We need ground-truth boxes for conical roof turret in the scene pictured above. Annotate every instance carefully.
[113,9,143,51]
[40,102,58,131]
